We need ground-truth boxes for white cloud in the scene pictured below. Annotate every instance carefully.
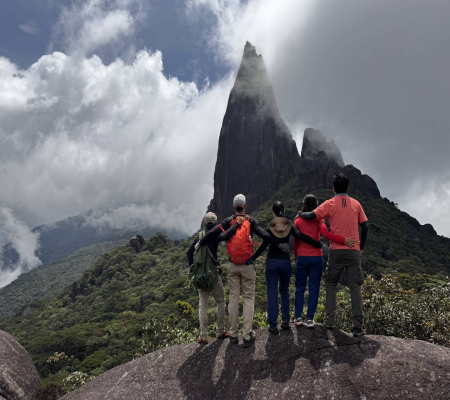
[50,0,146,57]
[0,207,41,288]
[0,50,233,234]
[18,21,40,36]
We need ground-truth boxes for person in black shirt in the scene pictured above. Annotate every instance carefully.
[251,201,322,334]
[187,212,241,344]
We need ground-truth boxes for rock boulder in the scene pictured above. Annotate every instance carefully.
[0,330,41,400]
[61,326,450,400]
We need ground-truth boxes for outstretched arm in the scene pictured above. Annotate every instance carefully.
[250,228,270,262]
[217,221,240,242]
[360,221,369,251]
[290,224,321,248]
[187,234,199,265]
[319,222,346,244]
[298,211,317,220]
[198,217,233,246]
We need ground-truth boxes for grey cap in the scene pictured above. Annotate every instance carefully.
[204,212,218,225]
[233,194,246,208]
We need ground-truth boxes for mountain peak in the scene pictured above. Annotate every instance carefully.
[209,42,299,220]
[301,128,345,167]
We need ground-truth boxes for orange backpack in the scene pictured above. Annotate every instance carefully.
[224,216,258,264]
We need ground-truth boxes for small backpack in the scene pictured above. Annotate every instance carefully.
[226,216,258,264]
[189,231,218,291]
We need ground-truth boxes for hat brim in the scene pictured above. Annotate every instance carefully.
[269,217,291,239]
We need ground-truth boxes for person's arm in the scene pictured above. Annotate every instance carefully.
[198,217,233,246]
[290,224,322,248]
[217,221,240,242]
[319,221,346,244]
[360,221,369,251]
[187,234,199,265]
[250,229,270,262]
[298,211,317,220]
[250,218,287,251]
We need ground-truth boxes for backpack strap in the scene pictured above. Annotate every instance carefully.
[219,225,225,233]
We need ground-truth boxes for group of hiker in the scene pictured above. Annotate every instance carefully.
[187,173,369,347]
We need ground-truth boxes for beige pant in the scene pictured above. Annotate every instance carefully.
[198,275,225,340]
[228,262,256,341]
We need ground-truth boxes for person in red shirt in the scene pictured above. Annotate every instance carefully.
[298,173,369,337]
[294,195,356,328]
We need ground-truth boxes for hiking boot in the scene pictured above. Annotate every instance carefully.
[268,327,279,335]
[217,333,229,340]
[229,335,239,344]
[281,321,290,330]
[306,319,315,328]
[352,327,366,337]
[294,318,303,326]
[243,331,256,348]
[198,337,208,345]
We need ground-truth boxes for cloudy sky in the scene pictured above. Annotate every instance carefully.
[1,0,450,248]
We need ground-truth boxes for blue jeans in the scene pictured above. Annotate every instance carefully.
[265,258,291,329]
[295,256,323,320]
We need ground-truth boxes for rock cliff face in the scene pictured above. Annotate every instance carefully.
[301,128,345,167]
[209,42,299,220]
[0,330,41,400]
[61,326,450,400]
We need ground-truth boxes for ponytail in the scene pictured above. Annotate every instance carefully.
[272,201,285,218]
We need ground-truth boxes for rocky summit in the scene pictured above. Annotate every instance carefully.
[61,326,450,400]
[209,42,299,220]
[0,330,41,400]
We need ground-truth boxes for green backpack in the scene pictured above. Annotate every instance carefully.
[189,231,218,291]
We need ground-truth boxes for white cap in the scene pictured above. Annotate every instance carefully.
[233,194,246,208]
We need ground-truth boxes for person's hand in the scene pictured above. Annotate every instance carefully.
[236,216,245,225]
[360,250,364,256]
[194,242,200,251]
[245,258,254,265]
[344,237,357,248]
[278,243,289,253]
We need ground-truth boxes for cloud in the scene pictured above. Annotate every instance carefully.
[189,0,450,237]
[0,50,233,234]
[0,207,41,288]
[18,21,40,36]
[50,0,147,57]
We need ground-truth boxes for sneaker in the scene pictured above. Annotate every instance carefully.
[198,337,208,345]
[229,335,239,344]
[294,318,303,326]
[306,319,315,328]
[243,331,256,348]
[217,333,229,340]
[281,321,290,330]
[352,327,366,337]
[268,327,279,335]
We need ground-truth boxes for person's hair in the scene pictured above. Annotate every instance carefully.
[272,201,285,217]
[333,173,349,194]
[301,194,318,212]
[235,206,244,212]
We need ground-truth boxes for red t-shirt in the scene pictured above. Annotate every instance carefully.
[314,195,368,251]
[294,217,345,257]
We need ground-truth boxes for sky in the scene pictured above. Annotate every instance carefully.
[1,0,450,279]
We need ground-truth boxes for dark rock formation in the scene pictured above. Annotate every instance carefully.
[128,235,145,253]
[301,128,345,167]
[0,330,41,400]
[62,326,450,400]
[209,42,300,220]
[340,164,381,197]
